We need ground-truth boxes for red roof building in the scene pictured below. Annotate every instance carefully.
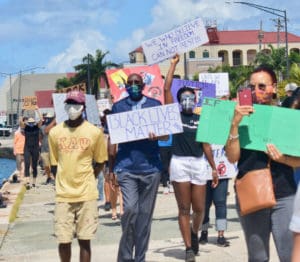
[128,27,300,79]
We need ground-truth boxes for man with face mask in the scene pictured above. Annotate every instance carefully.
[48,90,107,262]
[108,73,163,262]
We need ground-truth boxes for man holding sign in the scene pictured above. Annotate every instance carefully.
[108,73,164,262]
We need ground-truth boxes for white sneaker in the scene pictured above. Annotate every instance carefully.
[169,184,174,193]
[163,187,169,194]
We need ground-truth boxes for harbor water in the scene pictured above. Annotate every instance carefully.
[0,158,16,182]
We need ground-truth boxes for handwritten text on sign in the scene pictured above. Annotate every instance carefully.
[107,103,183,144]
[142,18,208,65]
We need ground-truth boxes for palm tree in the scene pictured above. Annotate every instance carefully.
[73,50,120,98]
[254,44,286,80]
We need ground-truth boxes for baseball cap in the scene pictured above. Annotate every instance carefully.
[64,90,85,104]
[285,83,298,92]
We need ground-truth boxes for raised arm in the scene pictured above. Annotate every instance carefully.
[164,54,180,104]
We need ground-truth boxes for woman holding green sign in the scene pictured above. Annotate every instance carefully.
[164,54,218,262]
[225,66,300,262]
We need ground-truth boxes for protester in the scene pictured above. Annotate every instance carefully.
[48,90,107,262]
[40,111,56,184]
[225,65,300,261]
[19,108,43,189]
[99,109,123,219]
[108,73,164,262]
[13,126,25,180]
[278,87,300,261]
[164,54,218,262]
[100,109,112,212]
[158,134,173,194]
[199,177,230,247]
[107,137,123,220]
[281,82,298,107]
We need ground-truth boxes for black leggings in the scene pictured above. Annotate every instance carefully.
[24,146,39,178]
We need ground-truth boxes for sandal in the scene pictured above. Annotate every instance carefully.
[112,214,118,220]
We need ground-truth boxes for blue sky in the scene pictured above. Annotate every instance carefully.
[1,0,300,87]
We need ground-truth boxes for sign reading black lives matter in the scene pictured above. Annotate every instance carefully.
[107,103,183,144]
[142,17,208,65]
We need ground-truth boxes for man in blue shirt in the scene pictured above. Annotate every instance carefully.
[108,73,162,262]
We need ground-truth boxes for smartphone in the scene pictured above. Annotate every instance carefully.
[238,87,253,106]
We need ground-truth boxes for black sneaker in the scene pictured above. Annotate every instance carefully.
[104,202,111,211]
[191,228,199,255]
[185,248,195,262]
[217,236,230,247]
[199,230,208,244]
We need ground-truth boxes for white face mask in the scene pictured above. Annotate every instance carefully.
[64,104,84,120]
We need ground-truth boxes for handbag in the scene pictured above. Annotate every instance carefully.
[235,160,276,216]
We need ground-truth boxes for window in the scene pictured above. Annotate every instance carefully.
[189,51,195,59]
[203,50,209,58]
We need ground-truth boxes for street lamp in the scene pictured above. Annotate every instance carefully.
[226,1,289,78]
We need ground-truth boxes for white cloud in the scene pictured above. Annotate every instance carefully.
[46,30,107,73]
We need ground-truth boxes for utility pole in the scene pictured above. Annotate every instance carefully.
[87,54,91,95]
[226,1,289,78]
[258,20,264,51]
[271,17,284,48]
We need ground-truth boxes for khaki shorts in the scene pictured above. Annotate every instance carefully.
[41,152,50,167]
[54,200,98,243]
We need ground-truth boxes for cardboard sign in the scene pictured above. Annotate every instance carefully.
[142,17,208,65]
[106,64,164,104]
[204,144,238,180]
[22,96,37,110]
[107,103,183,144]
[52,93,101,126]
[196,98,300,156]
[198,73,229,97]
[171,79,216,106]
[97,99,111,114]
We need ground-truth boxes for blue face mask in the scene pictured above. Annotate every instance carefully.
[126,84,143,101]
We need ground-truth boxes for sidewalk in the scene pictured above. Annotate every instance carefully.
[0,173,280,262]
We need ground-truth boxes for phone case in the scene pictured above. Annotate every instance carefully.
[238,88,253,106]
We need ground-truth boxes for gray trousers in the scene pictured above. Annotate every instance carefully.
[117,171,161,262]
[238,195,294,262]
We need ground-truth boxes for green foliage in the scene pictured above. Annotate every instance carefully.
[55,77,74,90]
[55,49,120,98]
[208,64,253,98]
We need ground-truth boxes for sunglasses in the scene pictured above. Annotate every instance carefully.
[248,83,272,91]
[127,79,143,86]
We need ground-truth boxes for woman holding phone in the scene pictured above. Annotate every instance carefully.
[225,65,300,261]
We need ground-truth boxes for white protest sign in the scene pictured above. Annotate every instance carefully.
[107,103,183,144]
[142,17,208,65]
[198,73,229,97]
[52,93,101,126]
[204,144,238,180]
[97,99,111,114]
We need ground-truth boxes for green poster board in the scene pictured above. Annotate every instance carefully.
[196,98,300,156]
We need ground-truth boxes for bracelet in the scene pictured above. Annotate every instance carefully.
[228,133,239,140]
